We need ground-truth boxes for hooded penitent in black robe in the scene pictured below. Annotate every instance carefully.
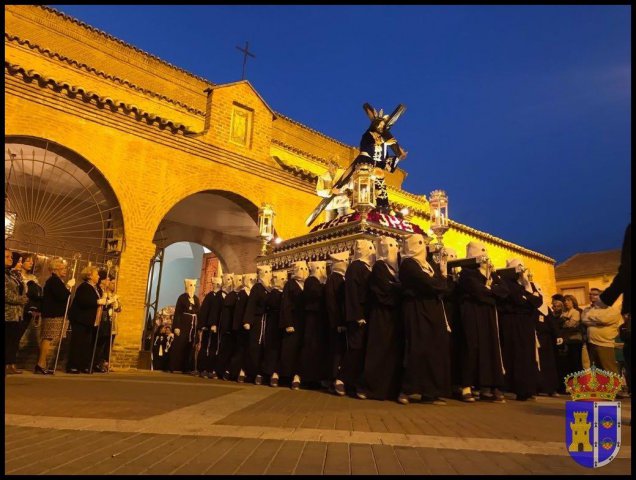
[228,289,250,379]
[169,293,200,373]
[279,279,304,378]
[197,290,221,374]
[457,267,508,389]
[358,261,403,400]
[262,288,283,377]
[497,277,543,400]
[244,282,269,379]
[399,257,450,398]
[214,291,237,376]
[325,272,346,381]
[444,274,463,389]
[536,307,561,395]
[300,276,329,383]
[337,260,372,387]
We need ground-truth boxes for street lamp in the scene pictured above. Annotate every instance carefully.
[258,203,275,255]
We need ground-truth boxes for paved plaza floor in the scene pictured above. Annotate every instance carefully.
[4,371,632,475]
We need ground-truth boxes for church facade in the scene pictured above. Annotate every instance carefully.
[5,5,556,369]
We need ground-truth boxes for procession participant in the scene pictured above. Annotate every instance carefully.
[197,277,222,378]
[93,271,120,373]
[457,242,508,403]
[5,249,28,375]
[213,274,237,380]
[264,270,287,387]
[535,288,563,396]
[18,254,43,345]
[334,239,376,396]
[325,252,349,389]
[301,261,329,388]
[497,259,543,401]
[439,247,463,397]
[168,279,200,374]
[67,265,108,374]
[244,266,272,384]
[152,325,171,371]
[398,234,450,405]
[279,261,309,390]
[357,236,403,401]
[230,274,256,382]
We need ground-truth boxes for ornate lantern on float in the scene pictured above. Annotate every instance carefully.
[257,203,275,255]
[351,164,376,214]
[428,189,449,255]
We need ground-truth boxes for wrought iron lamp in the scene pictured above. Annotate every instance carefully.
[5,153,17,239]
[351,164,376,214]
[257,203,275,255]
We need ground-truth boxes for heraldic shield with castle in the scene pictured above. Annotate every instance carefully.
[564,365,623,468]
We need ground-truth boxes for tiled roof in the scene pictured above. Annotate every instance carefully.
[555,249,621,280]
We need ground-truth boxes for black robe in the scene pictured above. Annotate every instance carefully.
[358,261,403,400]
[399,257,450,398]
[152,331,170,371]
[262,288,283,376]
[197,290,218,373]
[300,276,329,383]
[457,267,508,389]
[338,260,372,386]
[279,279,304,378]
[215,290,238,376]
[536,308,561,394]
[325,271,346,381]
[497,278,542,399]
[168,293,200,373]
[67,281,101,372]
[444,274,463,388]
[244,282,269,378]
[228,289,250,378]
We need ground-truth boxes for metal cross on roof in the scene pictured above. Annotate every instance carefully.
[236,41,255,80]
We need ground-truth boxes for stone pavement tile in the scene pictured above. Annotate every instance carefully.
[349,443,378,475]
[479,451,532,474]
[370,443,404,475]
[107,434,194,475]
[351,411,372,432]
[264,440,306,475]
[5,430,102,473]
[317,412,337,430]
[44,432,146,474]
[438,447,488,475]
[323,442,350,475]
[173,436,239,475]
[15,431,125,475]
[334,414,353,431]
[415,447,459,475]
[5,428,74,454]
[3,425,47,446]
[234,439,284,475]
[293,441,327,475]
[365,413,388,433]
[140,436,203,475]
[394,445,433,475]
[207,438,264,475]
[83,432,172,474]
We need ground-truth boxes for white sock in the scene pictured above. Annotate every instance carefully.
[293,374,300,383]
[461,387,471,396]
[272,372,279,379]
[335,379,344,386]
[240,369,245,376]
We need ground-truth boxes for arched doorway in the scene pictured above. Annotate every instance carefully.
[141,190,270,362]
[5,136,125,368]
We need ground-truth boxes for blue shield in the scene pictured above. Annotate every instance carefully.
[565,401,621,468]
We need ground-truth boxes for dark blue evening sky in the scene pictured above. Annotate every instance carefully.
[51,5,631,263]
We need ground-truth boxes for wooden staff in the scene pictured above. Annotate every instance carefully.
[106,264,120,373]
[51,253,81,374]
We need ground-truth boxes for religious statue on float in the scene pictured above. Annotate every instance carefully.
[306,103,408,226]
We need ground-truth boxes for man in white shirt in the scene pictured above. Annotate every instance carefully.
[581,288,623,374]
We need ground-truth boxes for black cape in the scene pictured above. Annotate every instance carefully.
[325,271,346,381]
[300,276,329,383]
[279,279,304,378]
[244,282,269,378]
[169,293,200,373]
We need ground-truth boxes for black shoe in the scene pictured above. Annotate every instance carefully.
[255,375,263,385]
[207,371,218,380]
[81,369,91,374]
[270,377,279,388]
[291,380,300,390]
[34,365,51,375]
[237,373,246,383]
[334,382,345,396]
[67,368,80,374]
[222,371,230,381]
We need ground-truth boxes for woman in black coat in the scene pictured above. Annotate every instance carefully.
[67,266,106,373]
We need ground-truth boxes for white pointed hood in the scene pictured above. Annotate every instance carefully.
[376,236,399,276]
[272,270,288,291]
[256,265,273,290]
[308,261,328,284]
[353,239,376,269]
[401,234,434,276]
[291,261,309,290]
[466,241,488,260]
[329,251,349,277]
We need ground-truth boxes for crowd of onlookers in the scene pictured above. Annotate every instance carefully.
[5,248,121,376]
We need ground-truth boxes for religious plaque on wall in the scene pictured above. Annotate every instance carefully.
[230,103,253,147]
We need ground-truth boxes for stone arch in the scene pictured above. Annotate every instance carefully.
[4,135,125,266]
